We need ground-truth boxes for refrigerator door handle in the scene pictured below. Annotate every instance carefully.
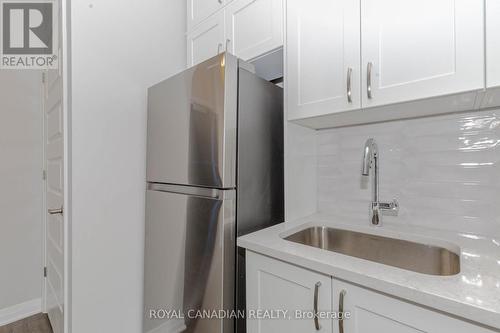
[147,183,235,200]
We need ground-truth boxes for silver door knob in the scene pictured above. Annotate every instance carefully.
[48,206,63,215]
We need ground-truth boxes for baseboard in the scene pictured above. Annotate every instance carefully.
[0,298,42,326]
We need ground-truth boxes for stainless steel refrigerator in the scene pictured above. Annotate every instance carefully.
[143,53,283,333]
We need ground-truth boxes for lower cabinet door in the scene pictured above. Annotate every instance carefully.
[333,279,495,333]
[246,251,333,333]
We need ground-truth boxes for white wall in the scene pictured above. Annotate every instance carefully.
[315,109,500,237]
[0,71,42,312]
[69,0,186,332]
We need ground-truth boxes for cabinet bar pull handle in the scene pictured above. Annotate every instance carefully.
[347,67,353,103]
[367,62,373,99]
[226,39,231,53]
[217,43,223,54]
[339,289,347,333]
[314,282,321,330]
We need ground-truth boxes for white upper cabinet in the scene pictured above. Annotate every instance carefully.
[287,0,486,126]
[481,0,500,108]
[287,0,361,120]
[187,0,283,67]
[361,0,484,108]
[187,12,225,67]
[187,0,225,31]
[486,0,500,88]
[246,251,332,333]
[225,0,283,61]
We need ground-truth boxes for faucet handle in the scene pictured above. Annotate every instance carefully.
[390,198,399,212]
[371,199,399,226]
[379,199,399,213]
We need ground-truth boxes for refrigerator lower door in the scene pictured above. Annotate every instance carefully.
[143,184,236,333]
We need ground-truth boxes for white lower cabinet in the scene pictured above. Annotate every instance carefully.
[334,279,494,333]
[246,251,495,333]
[246,251,332,333]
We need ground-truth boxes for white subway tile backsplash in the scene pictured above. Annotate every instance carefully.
[316,109,500,236]
[286,122,318,220]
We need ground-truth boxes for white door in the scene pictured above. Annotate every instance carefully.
[246,251,332,333]
[361,0,484,108]
[225,0,283,61]
[286,0,361,121]
[187,0,225,33]
[43,60,64,333]
[333,279,495,333]
[187,11,225,66]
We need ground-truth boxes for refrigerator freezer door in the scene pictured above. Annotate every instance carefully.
[147,53,238,188]
[143,184,236,333]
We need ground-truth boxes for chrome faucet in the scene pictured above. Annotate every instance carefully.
[361,138,399,226]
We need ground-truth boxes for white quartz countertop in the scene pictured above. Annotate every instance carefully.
[237,213,500,330]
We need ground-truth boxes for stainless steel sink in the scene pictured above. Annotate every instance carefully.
[284,226,460,276]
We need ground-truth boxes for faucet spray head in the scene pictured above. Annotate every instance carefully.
[362,138,375,176]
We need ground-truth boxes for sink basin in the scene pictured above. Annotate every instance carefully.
[283,226,460,276]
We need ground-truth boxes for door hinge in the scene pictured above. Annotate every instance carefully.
[44,266,47,278]
[42,170,46,180]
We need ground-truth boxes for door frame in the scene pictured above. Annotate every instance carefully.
[61,0,70,331]
[41,0,71,332]
[41,69,47,315]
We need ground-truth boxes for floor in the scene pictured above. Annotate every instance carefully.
[0,314,52,333]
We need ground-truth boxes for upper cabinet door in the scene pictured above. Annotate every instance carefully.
[481,0,500,108]
[361,0,484,108]
[188,0,225,31]
[286,0,361,121]
[187,11,225,67]
[486,0,500,88]
[225,0,283,61]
